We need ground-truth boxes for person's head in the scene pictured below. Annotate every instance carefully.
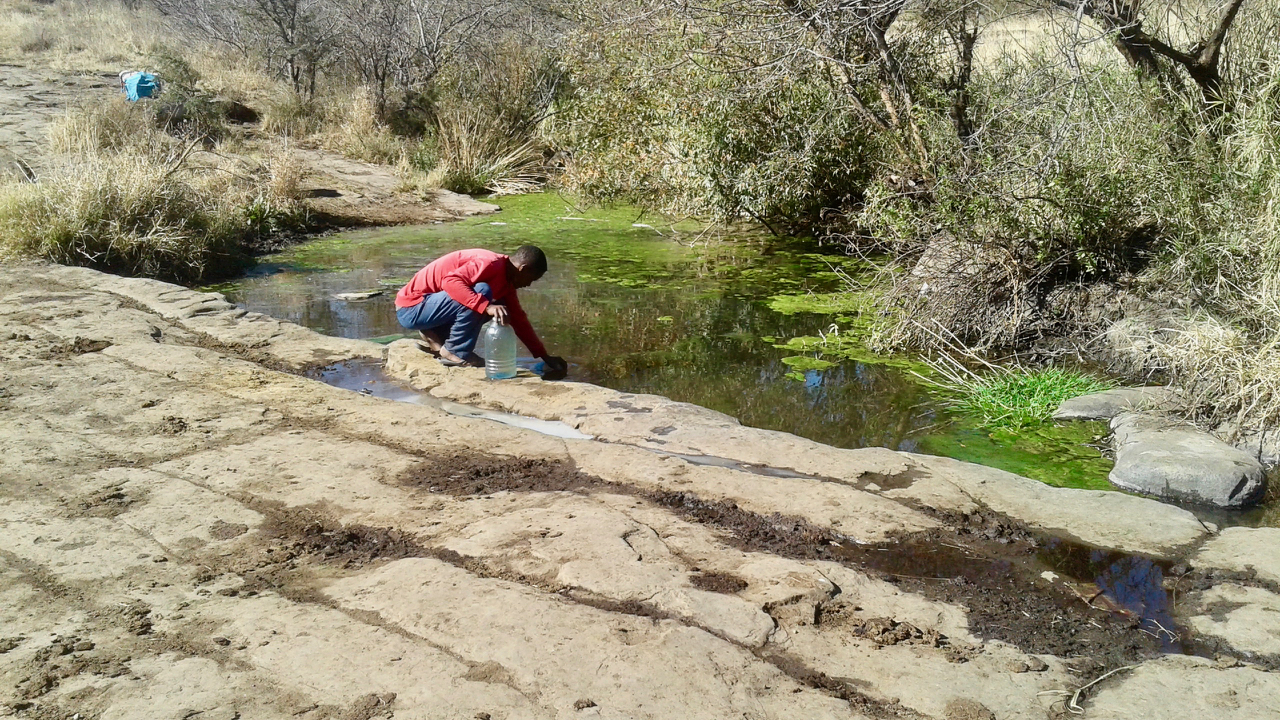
[507,245,547,288]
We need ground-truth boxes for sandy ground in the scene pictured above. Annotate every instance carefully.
[1,263,1279,720]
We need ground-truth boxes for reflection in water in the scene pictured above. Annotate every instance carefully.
[1039,538,1183,653]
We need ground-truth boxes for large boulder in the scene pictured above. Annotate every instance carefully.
[1110,412,1266,508]
[1053,386,1175,421]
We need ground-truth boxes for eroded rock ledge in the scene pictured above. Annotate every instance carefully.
[2,263,1279,720]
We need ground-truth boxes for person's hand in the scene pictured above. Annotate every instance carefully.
[540,355,568,380]
[486,304,509,326]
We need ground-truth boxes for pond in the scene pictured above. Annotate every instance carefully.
[210,193,1121,493]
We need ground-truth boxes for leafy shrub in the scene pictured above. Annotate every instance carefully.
[557,19,887,233]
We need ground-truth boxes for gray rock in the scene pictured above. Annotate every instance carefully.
[1052,386,1174,421]
[1110,413,1266,508]
[1185,583,1280,657]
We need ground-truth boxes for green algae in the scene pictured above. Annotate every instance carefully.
[772,333,932,375]
[780,355,837,373]
[919,420,1114,491]
[767,291,875,317]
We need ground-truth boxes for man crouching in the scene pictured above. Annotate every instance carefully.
[394,245,568,378]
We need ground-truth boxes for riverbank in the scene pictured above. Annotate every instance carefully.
[2,262,1279,718]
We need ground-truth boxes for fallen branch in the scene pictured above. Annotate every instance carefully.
[1037,664,1138,714]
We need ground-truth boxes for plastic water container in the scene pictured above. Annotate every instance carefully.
[483,322,518,380]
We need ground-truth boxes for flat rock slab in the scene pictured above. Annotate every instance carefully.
[1053,386,1175,421]
[901,454,1210,560]
[1185,583,1280,658]
[388,340,1217,558]
[1086,655,1280,719]
[1193,527,1280,585]
[1110,412,1266,508]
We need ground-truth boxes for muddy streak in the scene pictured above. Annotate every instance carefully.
[189,331,335,376]
[759,649,928,720]
[689,571,749,594]
[399,452,1167,666]
[229,496,915,717]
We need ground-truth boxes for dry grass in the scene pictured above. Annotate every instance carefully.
[320,92,408,165]
[47,96,163,155]
[426,106,546,196]
[3,98,306,281]
[1108,312,1280,436]
[0,0,156,72]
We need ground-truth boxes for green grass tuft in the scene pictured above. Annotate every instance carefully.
[922,360,1115,429]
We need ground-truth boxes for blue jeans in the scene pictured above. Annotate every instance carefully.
[396,282,496,357]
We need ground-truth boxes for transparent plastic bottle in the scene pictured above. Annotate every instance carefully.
[483,321,518,380]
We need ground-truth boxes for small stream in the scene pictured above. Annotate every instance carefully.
[210,192,1273,528]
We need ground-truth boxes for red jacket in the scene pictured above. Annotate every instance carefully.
[396,249,548,358]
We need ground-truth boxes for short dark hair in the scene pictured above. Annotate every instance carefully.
[511,245,547,277]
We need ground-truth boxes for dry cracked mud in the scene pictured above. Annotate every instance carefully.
[3,262,1280,720]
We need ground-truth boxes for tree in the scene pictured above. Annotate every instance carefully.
[1047,0,1248,109]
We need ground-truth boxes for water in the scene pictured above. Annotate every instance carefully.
[209,193,1147,497]
[483,322,518,379]
[311,360,593,440]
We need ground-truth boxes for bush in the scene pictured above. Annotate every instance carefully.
[8,99,306,282]
[558,23,882,230]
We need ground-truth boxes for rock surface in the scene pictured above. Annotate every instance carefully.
[1185,583,1280,658]
[1053,386,1175,421]
[388,341,1213,559]
[1193,527,1280,585]
[1110,412,1267,508]
[2,263,1279,720]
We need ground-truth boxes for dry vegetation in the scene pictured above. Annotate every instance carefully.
[0,0,559,281]
[1,92,306,280]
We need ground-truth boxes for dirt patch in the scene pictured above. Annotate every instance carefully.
[116,600,154,636]
[13,637,132,706]
[399,451,1166,669]
[337,692,397,720]
[760,649,928,720]
[944,698,997,720]
[256,503,426,570]
[402,453,598,495]
[208,520,249,540]
[154,415,189,435]
[70,484,140,519]
[564,591,675,622]
[50,337,112,356]
[689,571,749,594]
[816,610,944,648]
